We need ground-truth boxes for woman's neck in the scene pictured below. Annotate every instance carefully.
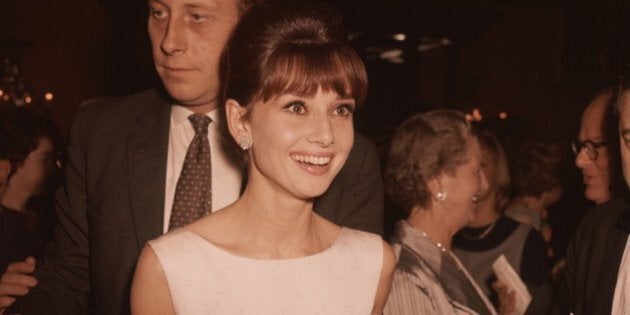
[406,206,454,250]
[221,179,329,259]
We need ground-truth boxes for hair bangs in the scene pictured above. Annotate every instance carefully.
[258,43,367,105]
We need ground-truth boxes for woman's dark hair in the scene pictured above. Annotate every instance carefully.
[384,109,472,212]
[222,1,368,112]
[0,106,61,178]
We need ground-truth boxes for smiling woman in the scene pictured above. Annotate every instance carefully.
[383,110,504,314]
[229,89,356,198]
[130,2,395,315]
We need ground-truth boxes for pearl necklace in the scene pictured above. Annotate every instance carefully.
[415,227,449,253]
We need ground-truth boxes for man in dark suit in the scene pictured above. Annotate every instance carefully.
[562,198,630,314]
[0,0,384,313]
[561,83,630,314]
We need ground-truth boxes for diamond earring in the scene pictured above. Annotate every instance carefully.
[472,195,479,203]
[240,136,253,150]
[436,191,447,201]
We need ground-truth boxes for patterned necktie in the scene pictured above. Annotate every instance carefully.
[169,114,212,230]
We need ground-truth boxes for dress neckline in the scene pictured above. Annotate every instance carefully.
[180,227,347,263]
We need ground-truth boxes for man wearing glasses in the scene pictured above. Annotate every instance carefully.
[573,87,618,205]
[562,85,630,314]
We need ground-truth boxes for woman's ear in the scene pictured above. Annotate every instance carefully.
[426,176,438,196]
[0,159,11,185]
[225,99,251,149]
[426,174,445,201]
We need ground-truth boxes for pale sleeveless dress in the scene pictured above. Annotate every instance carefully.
[148,227,384,314]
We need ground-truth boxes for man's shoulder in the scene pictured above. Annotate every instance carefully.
[352,133,375,151]
[337,132,381,178]
[71,89,170,131]
[78,89,167,115]
[346,133,377,164]
[582,198,628,224]
[577,198,630,237]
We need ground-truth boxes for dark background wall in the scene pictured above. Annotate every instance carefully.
[1,0,111,130]
[4,1,630,139]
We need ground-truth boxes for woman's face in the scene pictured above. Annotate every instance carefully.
[477,148,498,201]
[439,136,487,230]
[243,88,355,200]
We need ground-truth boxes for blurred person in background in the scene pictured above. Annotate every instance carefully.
[504,138,565,259]
[453,129,551,314]
[0,106,61,273]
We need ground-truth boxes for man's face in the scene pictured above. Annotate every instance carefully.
[619,91,630,189]
[147,0,239,113]
[575,93,612,204]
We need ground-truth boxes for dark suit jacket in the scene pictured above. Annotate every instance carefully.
[10,90,384,314]
[0,206,46,273]
[561,198,630,315]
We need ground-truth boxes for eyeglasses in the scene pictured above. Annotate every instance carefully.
[572,139,607,161]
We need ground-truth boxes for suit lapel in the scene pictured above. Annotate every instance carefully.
[127,94,171,247]
[590,219,630,313]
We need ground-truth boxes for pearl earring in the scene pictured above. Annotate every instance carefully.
[436,191,447,201]
[240,136,253,150]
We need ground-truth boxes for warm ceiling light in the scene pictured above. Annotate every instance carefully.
[472,108,482,121]
[392,33,406,41]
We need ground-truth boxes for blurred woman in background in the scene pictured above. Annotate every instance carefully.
[453,129,551,314]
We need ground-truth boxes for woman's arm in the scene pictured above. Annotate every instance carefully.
[372,240,396,314]
[131,245,175,315]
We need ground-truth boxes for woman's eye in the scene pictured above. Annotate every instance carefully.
[285,101,306,115]
[149,8,166,19]
[333,104,355,116]
[191,14,207,22]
